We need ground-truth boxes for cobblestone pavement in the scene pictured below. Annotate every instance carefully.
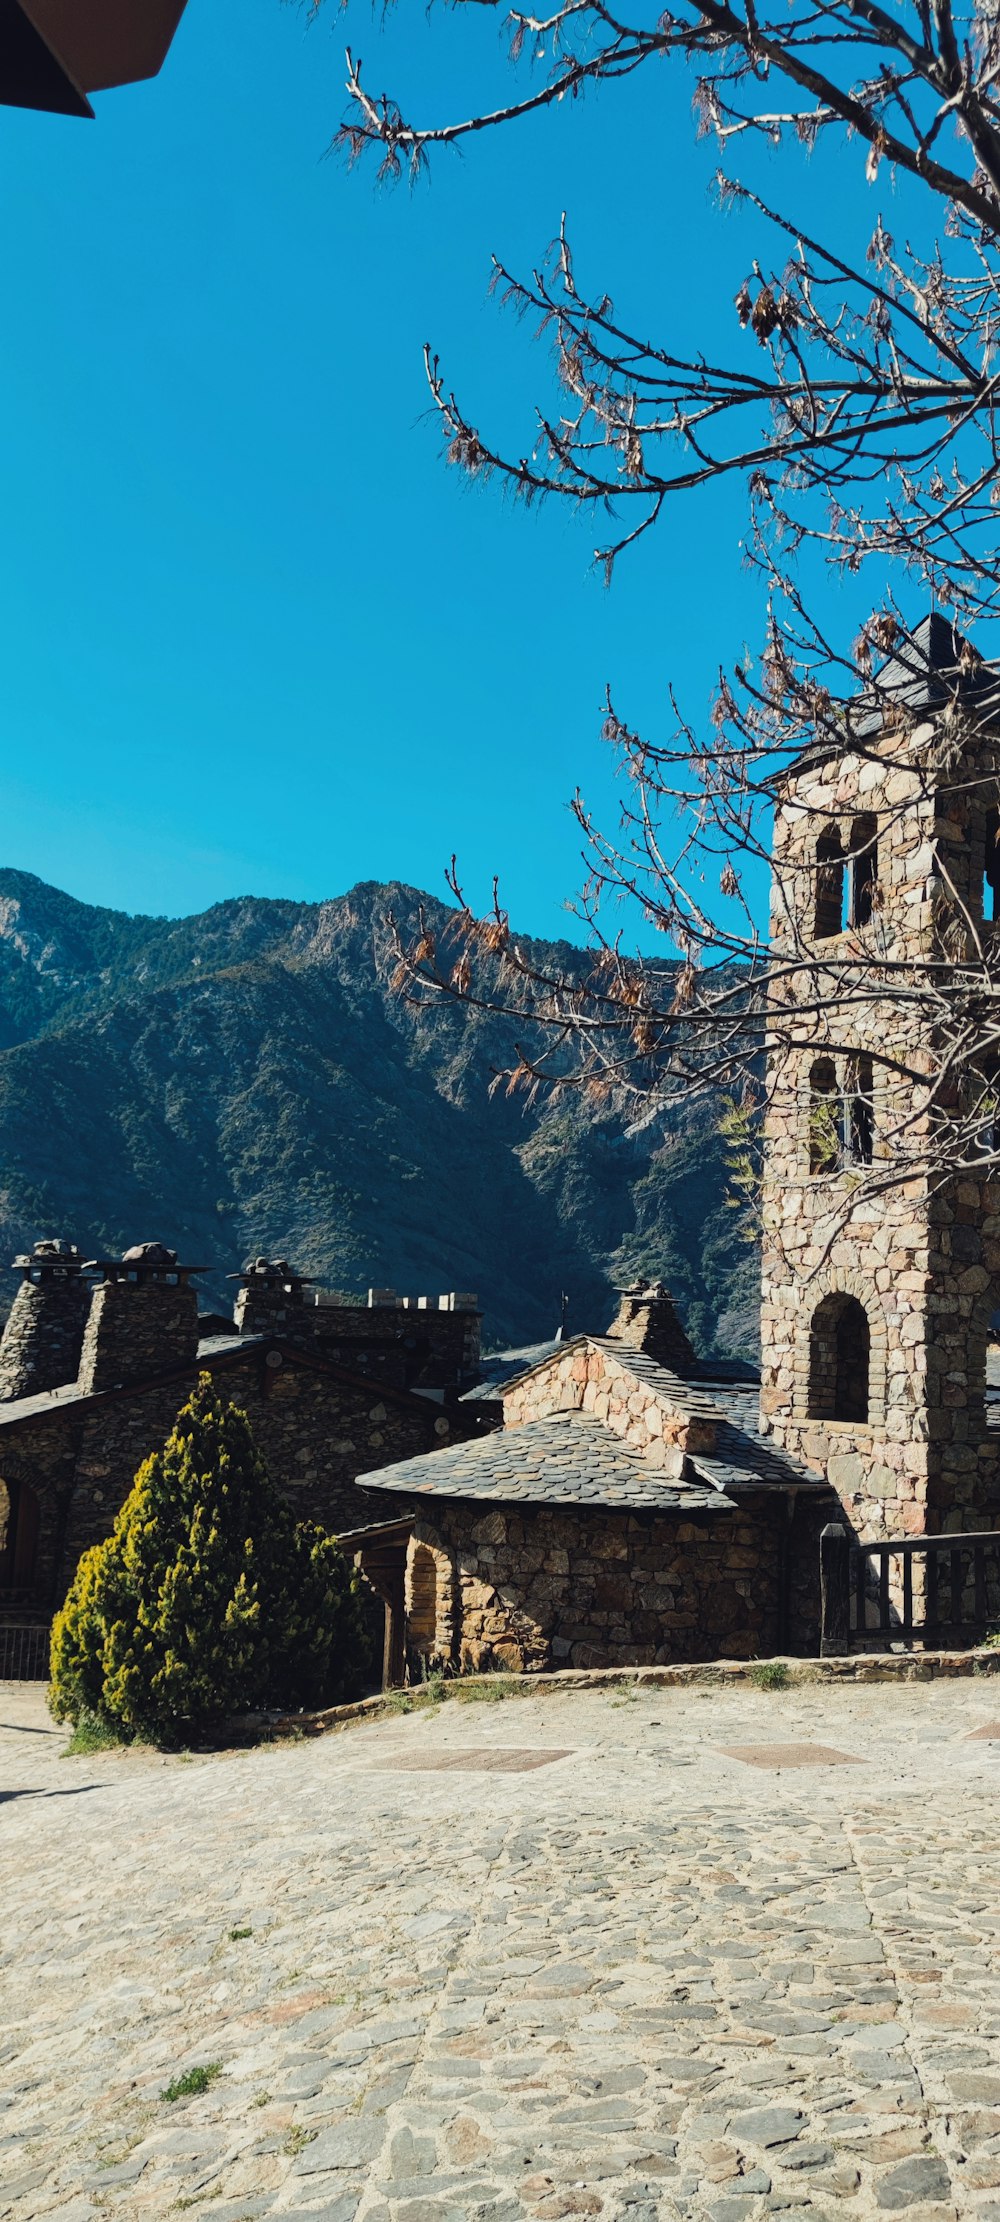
[6,1677,1000,2222]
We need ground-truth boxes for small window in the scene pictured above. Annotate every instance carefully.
[809,1057,841,1174]
[808,1294,871,1423]
[848,816,878,928]
[815,830,845,940]
[847,1053,874,1166]
[985,809,1000,923]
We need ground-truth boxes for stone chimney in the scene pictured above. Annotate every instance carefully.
[0,1239,93,1401]
[607,1280,698,1376]
[77,1243,202,1395]
[232,1256,314,1340]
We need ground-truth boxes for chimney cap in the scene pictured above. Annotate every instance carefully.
[83,1242,206,1278]
[228,1255,314,1284]
[12,1237,87,1274]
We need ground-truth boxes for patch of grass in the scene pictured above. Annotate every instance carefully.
[160,2063,223,2104]
[92,2119,153,2168]
[453,1674,525,1704]
[748,1660,791,1691]
[228,1925,253,1941]
[61,1713,124,1757]
[282,2125,318,2157]
[383,1691,414,1715]
[424,1670,449,1703]
[250,2090,271,2109]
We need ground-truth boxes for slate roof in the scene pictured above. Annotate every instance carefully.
[785,612,1000,770]
[854,613,998,738]
[498,1335,823,1495]
[358,1409,735,1513]
[0,1329,444,1431]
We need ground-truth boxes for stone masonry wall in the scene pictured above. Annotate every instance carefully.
[0,1276,91,1402]
[235,1282,480,1395]
[411,1491,828,1672]
[77,1278,201,1396]
[1,1351,461,1609]
[503,1341,719,1468]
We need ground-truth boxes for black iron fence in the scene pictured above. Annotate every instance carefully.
[0,1622,50,1680]
[820,1521,1000,1653]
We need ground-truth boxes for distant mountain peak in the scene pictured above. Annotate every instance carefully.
[0,870,756,1358]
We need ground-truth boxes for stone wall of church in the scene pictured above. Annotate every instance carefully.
[760,718,1000,1541]
[503,1341,719,1467]
[408,1491,830,1672]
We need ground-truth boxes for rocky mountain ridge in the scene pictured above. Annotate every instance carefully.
[0,870,757,1355]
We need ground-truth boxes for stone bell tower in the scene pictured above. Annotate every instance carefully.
[759,615,1000,1542]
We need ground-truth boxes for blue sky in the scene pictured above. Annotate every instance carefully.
[0,0,890,939]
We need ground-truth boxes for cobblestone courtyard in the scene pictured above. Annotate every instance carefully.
[5,1676,1000,2222]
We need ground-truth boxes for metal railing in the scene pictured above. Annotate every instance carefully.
[820,1521,1000,1653]
[0,1622,50,1680]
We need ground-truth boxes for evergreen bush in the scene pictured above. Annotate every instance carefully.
[49,1374,372,1742]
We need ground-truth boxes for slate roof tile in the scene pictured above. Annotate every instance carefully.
[358,1410,736,1513]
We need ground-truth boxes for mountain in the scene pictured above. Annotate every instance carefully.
[0,871,758,1356]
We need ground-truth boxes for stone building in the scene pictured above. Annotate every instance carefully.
[0,1241,484,1616]
[347,616,1000,1677]
[350,1285,833,1676]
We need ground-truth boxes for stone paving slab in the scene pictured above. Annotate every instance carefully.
[5,1677,1000,2221]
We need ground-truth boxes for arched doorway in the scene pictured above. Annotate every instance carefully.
[808,1295,871,1423]
[406,1543,440,1657]
[0,1477,41,1590]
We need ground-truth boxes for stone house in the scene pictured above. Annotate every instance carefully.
[350,1284,834,1675]
[0,1241,484,1620]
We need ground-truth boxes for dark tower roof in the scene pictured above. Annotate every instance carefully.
[854,612,997,735]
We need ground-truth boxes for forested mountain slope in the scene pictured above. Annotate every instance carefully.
[0,871,757,1355]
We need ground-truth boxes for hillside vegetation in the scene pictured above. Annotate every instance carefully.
[0,871,757,1356]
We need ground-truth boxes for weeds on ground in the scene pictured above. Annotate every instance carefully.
[61,1713,124,1757]
[748,1661,791,1691]
[453,1674,524,1704]
[282,2125,318,2157]
[383,1691,414,1715]
[161,2064,223,2103]
[228,1926,253,1941]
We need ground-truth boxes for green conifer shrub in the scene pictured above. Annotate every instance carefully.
[48,1374,372,1742]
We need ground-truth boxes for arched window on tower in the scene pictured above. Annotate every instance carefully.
[808,1294,871,1423]
[846,1053,875,1166]
[809,1058,842,1173]
[848,816,878,927]
[815,829,846,939]
[984,809,1000,924]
